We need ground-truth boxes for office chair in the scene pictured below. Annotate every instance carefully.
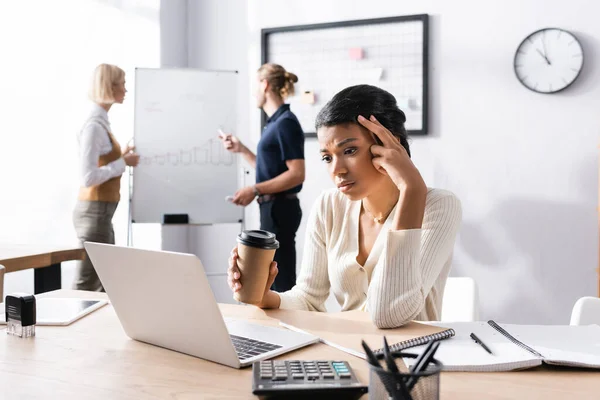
[441,277,479,322]
[570,296,600,325]
[0,264,5,302]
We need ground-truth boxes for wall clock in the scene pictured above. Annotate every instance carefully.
[514,28,584,93]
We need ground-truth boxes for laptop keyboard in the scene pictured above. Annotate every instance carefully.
[230,334,282,360]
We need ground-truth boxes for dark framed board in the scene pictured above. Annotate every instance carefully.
[261,14,429,137]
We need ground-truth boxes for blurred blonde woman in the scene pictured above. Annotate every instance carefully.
[219,63,305,292]
[73,64,140,291]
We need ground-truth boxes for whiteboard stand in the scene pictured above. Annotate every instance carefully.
[240,167,251,233]
[127,164,247,253]
[127,166,134,247]
[128,68,243,257]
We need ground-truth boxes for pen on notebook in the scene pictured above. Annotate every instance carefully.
[470,332,493,355]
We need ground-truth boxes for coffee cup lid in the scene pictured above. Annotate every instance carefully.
[237,230,280,250]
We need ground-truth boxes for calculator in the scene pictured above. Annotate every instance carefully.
[252,360,368,399]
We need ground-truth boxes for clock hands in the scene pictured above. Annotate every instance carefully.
[538,31,551,65]
[536,48,551,65]
[542,31,551,64]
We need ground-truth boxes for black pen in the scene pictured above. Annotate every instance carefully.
[361,340,380,367]
[407,340,440,391]
[382,337,412,399]
[408,340,436,374]
[470,333,493,355]
[382,337,400,374]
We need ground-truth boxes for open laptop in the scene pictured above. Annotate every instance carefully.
[84,242,319,368]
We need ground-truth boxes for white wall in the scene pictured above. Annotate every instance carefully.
[187,0,251,156]
[185,0,257,235]
[176,0,600,323]
[160,0,188,67]
[1,0,160,294]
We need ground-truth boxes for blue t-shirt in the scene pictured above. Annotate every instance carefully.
[256,104,305,194]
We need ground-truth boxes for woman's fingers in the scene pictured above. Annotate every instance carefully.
[369,115,399,146]
[228,273,241,292]
[371,156,389,175]
[265,262,278,291]
[357,115,396,147]
[370,144,386,157]
[228,247,241,291]
[228,257,240,277]
[219,132,235,151]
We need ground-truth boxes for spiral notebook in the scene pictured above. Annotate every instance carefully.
[272,308,455,360]
[403,321,600,372]
[370,328,455,355]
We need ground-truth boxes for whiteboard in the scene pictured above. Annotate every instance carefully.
[132,68,241,224]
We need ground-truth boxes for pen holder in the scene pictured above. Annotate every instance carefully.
[368,352,442,400]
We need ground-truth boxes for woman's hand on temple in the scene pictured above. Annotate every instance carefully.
[358,115,426,192]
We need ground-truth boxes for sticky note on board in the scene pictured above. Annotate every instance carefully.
[408,97,419,110]
[349,47,364,60]
[301,91,316,104]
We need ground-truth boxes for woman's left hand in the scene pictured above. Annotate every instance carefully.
[232,186,256,206]
[122,145,140,167]
[357,115,426,191]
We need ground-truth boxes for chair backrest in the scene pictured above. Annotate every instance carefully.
[570,296,600,325]
[441,277,479,322]
[0,264,4,302]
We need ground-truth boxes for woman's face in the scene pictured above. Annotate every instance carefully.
[113,78,127,104]
[317,123,388,201]
[254,74,267,108]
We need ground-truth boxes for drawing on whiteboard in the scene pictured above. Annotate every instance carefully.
[134,168,227,200]
[179,93,207,103]
[140,138,234,167]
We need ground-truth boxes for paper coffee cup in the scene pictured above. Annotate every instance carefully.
[233,230,279,305]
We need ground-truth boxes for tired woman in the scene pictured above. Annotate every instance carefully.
[227,85,461,328]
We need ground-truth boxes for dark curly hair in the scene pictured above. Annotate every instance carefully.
[315,85,410,157]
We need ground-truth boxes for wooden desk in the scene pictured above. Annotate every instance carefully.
[0,244,85,293]
[0,290,598,400]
